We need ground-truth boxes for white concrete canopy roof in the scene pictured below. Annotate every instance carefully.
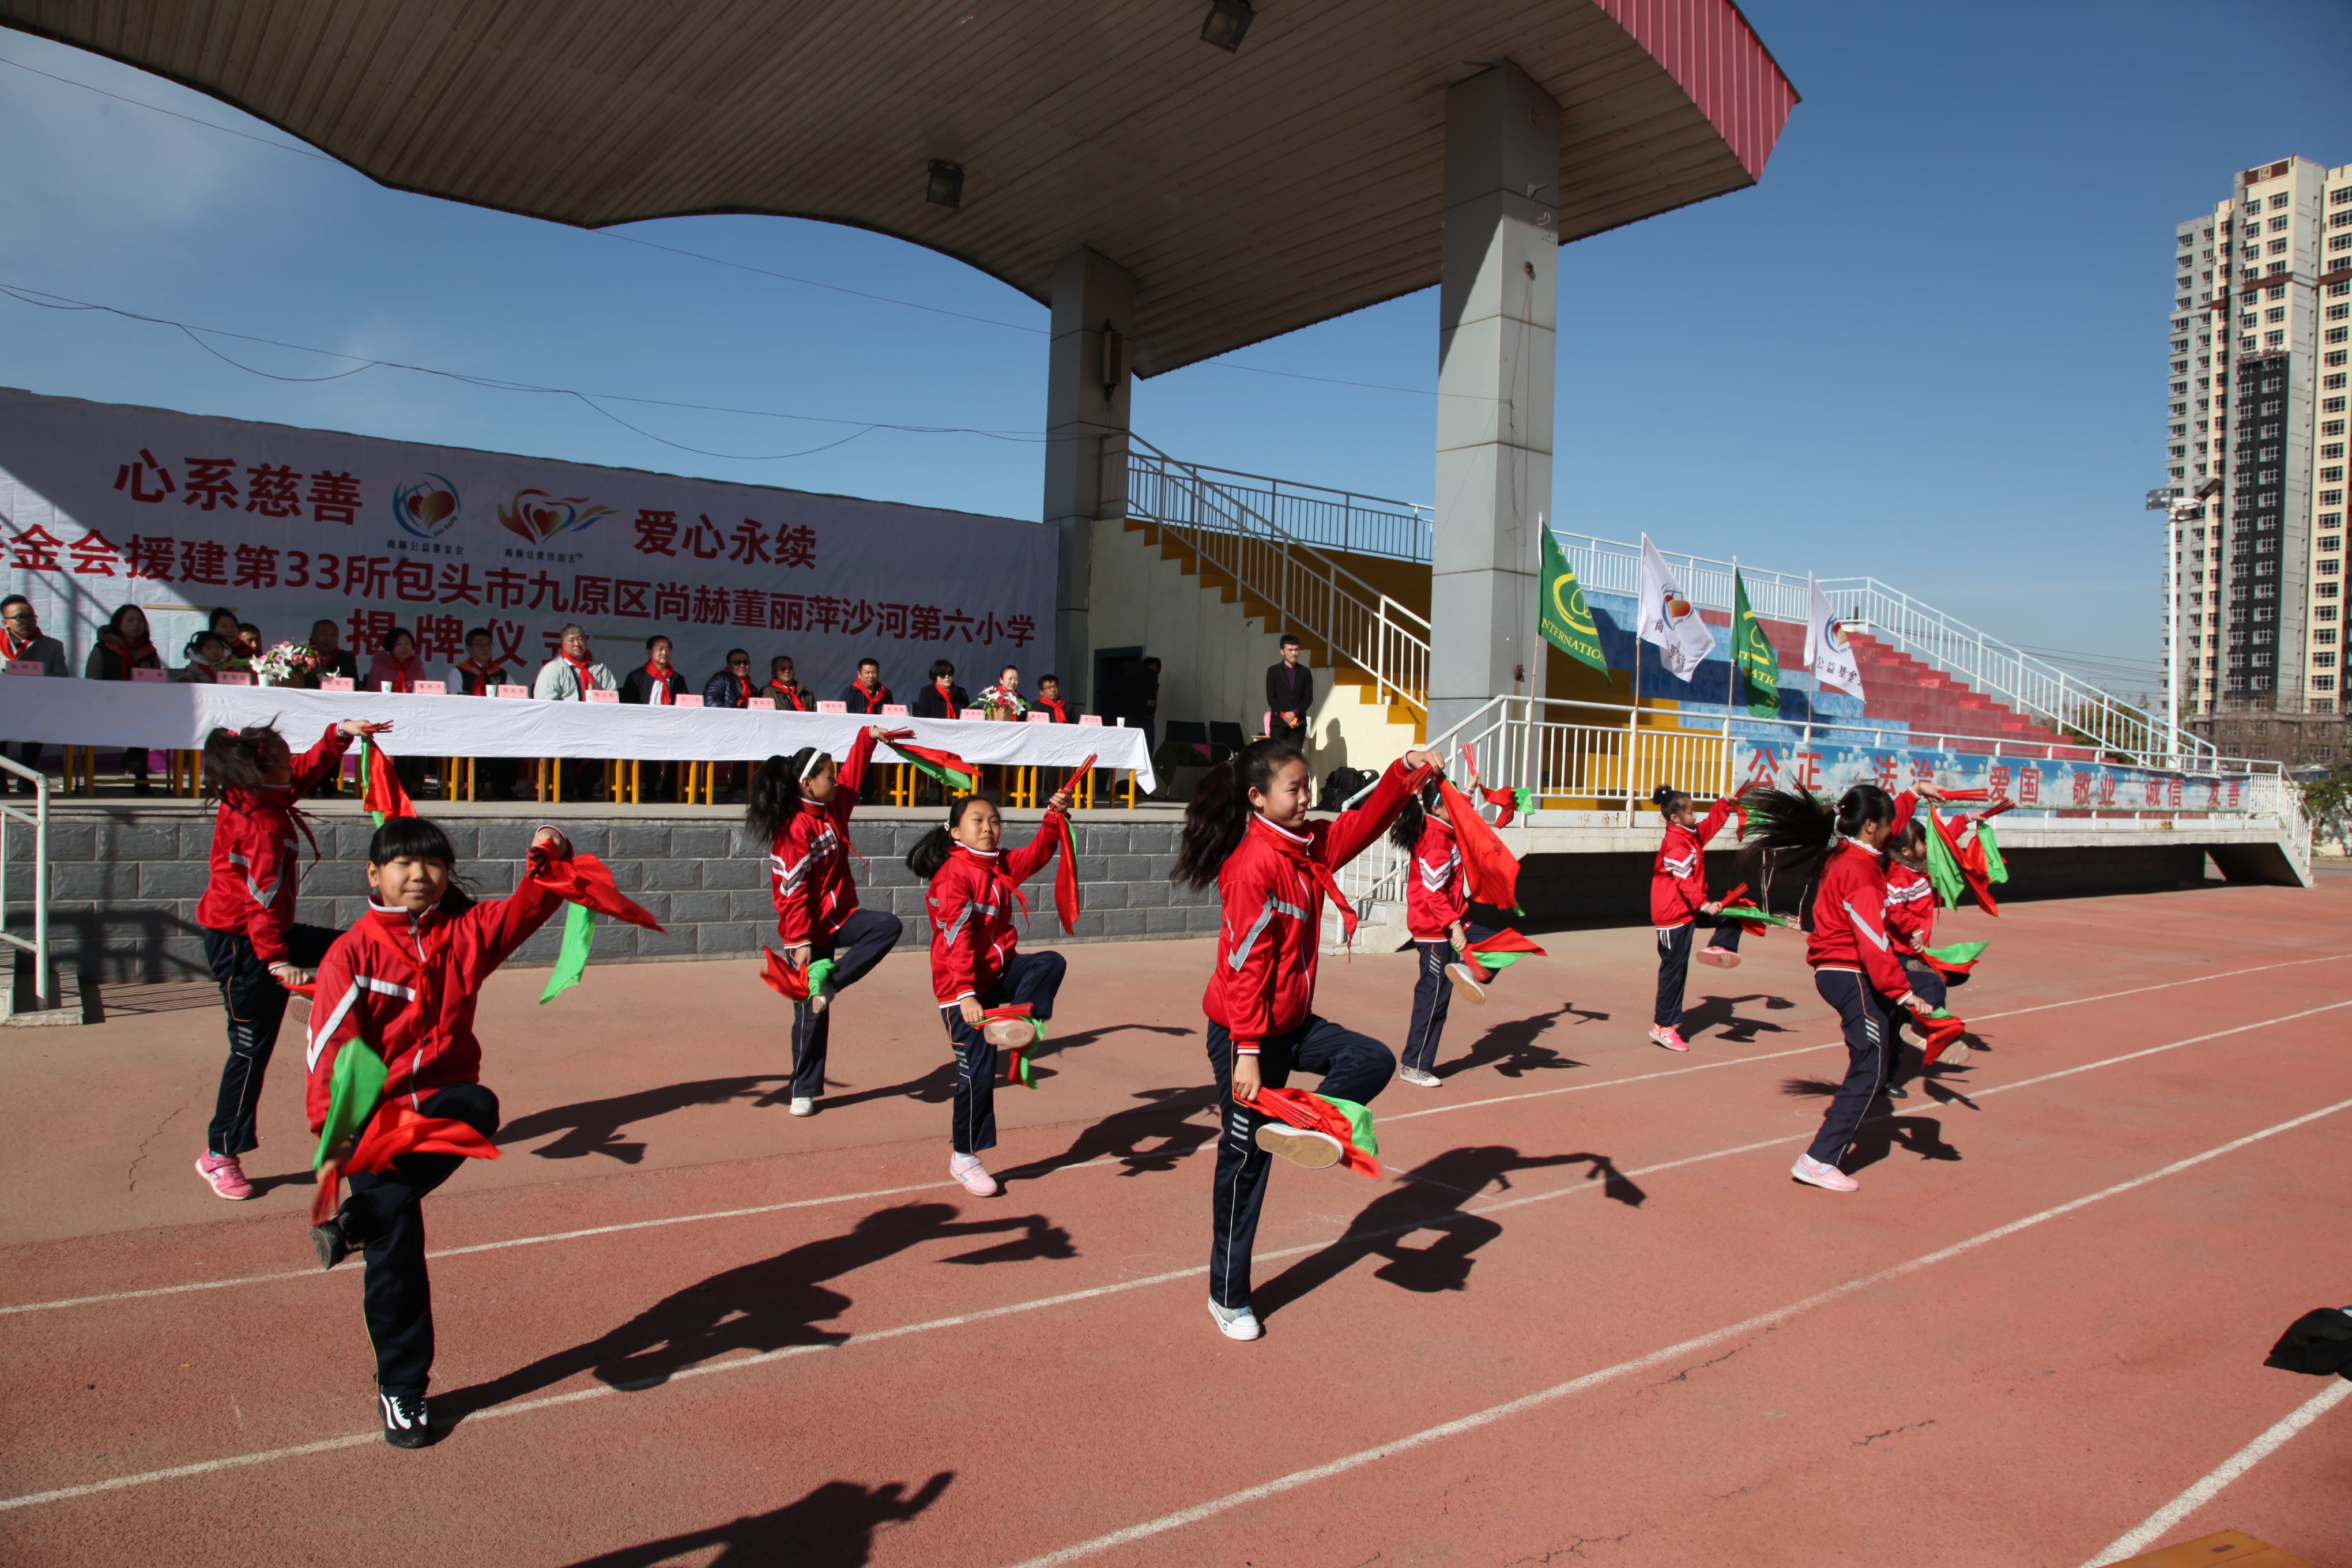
[0,0,1796,375]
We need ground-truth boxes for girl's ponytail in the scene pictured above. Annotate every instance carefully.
[1388,777,1435,853]
[906,795,993,881]
[744,748,816,844]
[1737,783,1897,930]
[906,827,955,881]
[1650,784,1688,817]
[1173,737,1306,888]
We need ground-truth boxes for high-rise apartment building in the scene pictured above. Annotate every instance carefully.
[2162,154,2351,722]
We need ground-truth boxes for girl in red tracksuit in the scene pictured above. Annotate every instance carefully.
[906,787,1073,1196]
[1391,779,1502,1087]
[304,816,574,1448]
[1172,736,1441,1341]
[749,726,902,1117]
[193,717,389,1202]
[1648,785,1747,1053]
[1742,783,1942,1193]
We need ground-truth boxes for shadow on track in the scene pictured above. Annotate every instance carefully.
[562,1471,953,1567]
[1778,1065,1965,1169]
[823,1023,1190,1107]
[1439,1002,1599,1082]
[496,1076,794,1163]
[1679,990,1798,1045]
[440,1203,1074,1419]
[992,1084,1219,1184]
[1252,1145,1637,1320]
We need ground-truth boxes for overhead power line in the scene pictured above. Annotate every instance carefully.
[0,281,1048,461]
[0,44,1450,399]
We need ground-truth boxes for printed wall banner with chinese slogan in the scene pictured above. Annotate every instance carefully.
[0,387,1058,693]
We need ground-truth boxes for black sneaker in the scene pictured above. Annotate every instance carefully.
[379,1388,435,1449]
[310,1220,354,1271]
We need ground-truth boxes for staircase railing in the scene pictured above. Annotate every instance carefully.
[1113,436,1430,716]
[1551,531,2212,770]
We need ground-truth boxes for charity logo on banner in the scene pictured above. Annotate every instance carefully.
[1732,737,2257,816]
[0,387,1058,692]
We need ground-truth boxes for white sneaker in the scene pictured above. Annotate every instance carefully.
[1444,962,1487,1004]
[1790,1154,1859,1193]
[1208,1298,1262,1341]
[788,1096,816,1117]
[1254,1121,1343,1169]
[1398,1066,1442,1088]
[949,1152,1000,1197]
[982,1016,1036,1049]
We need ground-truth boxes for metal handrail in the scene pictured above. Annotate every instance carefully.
[1549,531,2212,770]
[0,753,52,1012]
[1115,435,1432,715]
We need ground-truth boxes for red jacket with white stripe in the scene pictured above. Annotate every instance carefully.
[1404,813,1467,941]
[194,725,351,965]
[768,728,880,945]
[303,844,568,1129]
[1803,840,1913,998]
[1649,797,1742,927]
[924,820,1064,1005]
[1203,759,1415,1049]
[1883,859,1935,953]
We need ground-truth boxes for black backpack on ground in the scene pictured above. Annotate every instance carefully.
[1318,767,1377,812]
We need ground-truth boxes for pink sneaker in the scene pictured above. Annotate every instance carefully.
[1648,1026,1690,1053]
[949,1152,1000,1197]
[1695,947,1741,969]
[1791,1154,1860,1193]
[195,1152,254,1200]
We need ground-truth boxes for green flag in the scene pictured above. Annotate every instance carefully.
[1730,568,1780,718]
[1539,530,1609,674]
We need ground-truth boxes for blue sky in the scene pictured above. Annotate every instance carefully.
[2,2,2347,699]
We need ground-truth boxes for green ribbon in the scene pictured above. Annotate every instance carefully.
[1922,940,1989,966]
[314,1036,387,1169]
[1718,903,1798,929]
[1977,821,2008,884]
[1014,1019,1045,1088]
[1470,950,1525,970]
[539,902,597,1004]
[1922,817,1966,910]
[1512,786,1535,816]
[1322,1095,1379,1158]
[897,753,977,794]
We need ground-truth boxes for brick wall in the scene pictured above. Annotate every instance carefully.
[7,811,1220,983]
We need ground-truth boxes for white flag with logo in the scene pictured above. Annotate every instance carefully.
[1806,575,1865,699]
[1636,534,1716,681]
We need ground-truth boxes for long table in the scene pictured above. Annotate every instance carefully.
[0,677,1156,792]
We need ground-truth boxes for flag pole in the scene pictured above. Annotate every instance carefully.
[1625,622,1642,822]
[1723,559,1737,801]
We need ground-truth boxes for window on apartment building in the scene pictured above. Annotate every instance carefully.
[2323,561,2343,577]
[2335,282,2352,297]
[2270,331,2289,348]
[2318,654,2340,669]
[2170,424,2187,437]
[2332,351,2351,367]
[2272,194,2291,210]
[2271,284,2290,299]
[2272,261,2291,274]
[2330,376,2350,391]
[2331,328,2351,345]
[2240,312,2258,328]
[2172,360,2188,374]
[2268,307,2287,322]
[2335,189,2352,206]
[2270,214,2291,231]
[2269,239,2290,255]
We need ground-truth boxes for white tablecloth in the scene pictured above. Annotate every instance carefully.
[0,677,1156,789]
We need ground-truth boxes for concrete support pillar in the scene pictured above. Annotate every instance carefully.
[1427,62,1559,741]
[1043,247,1136,708]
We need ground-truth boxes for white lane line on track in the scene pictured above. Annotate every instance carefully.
[1384,951,2352,1124]
[3,955,2341,1319]
[987,1094,2352,1568]
[3,1002,2345,1515]
[2076,1378,2352,1567]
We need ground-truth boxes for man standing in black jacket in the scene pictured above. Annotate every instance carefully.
[1267,634,1313,750]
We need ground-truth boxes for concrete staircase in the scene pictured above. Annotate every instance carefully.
[1843,631,2086,752]
[1117,517,1426,760]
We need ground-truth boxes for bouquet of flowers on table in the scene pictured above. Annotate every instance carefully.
[251,642,324,688]
[977,682,1027,721]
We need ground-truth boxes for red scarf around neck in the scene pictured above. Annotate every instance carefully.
[457,658,500,693]
[0,628,30,661]
[644,661,674,704]
[385,655,420,694]
[563,652,595,697]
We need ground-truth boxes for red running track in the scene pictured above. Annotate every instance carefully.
[1,869,2348,1566]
